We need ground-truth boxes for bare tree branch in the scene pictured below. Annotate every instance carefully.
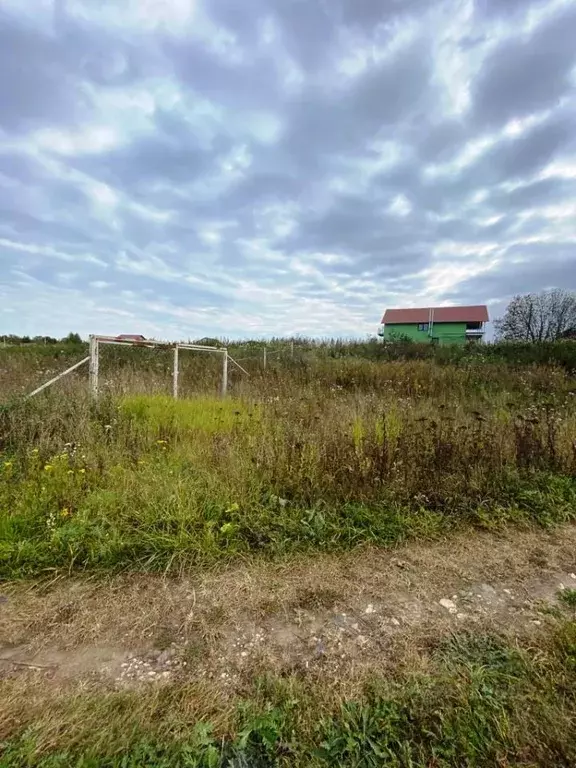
[495,290,576,342]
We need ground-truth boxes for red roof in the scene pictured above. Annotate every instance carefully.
[116,334,146,341]
[382,306,489,324]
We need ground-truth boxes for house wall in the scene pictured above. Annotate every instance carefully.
[384,322,471,345]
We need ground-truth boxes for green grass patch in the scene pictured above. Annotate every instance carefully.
[120,395,257,437]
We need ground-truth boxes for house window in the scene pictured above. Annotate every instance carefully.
[418,323,429,332]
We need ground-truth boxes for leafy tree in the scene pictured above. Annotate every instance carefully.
[495,290,576,342]
[62,332,83,344]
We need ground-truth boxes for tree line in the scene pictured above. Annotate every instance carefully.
[1,332,83,346]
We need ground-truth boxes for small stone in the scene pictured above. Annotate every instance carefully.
[571,574,576,580]
[391,618,400,626]
[456,613,467,620]
[162,671,171,677]
[439,598,457,614]
[240,651,248,657]
[532,620,542,626]
[365,604,375,614]
[503,589,512,595]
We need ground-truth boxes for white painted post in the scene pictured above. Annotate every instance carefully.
[221,351,228,398]
[26,356,90,398]
[89,335,99,398]
[263,345,267,369]
[173,345,179,399]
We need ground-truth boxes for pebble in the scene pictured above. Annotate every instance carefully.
[391,618,400,626]
[365,604,375,614]
[439,598,457,614]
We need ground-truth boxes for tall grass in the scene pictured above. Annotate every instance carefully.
[1,348,575,577]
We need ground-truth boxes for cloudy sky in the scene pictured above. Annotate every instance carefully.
[1,0,575,340]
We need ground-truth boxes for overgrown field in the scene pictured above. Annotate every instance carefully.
[1,346,576,578]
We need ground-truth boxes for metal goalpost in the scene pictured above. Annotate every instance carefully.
[24,335,250,400]
[88,335,231,399]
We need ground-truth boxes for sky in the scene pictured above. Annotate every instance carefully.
[0,0,575,340]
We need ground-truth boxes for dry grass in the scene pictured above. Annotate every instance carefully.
[2,524,576,682]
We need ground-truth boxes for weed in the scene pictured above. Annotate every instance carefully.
[559,588,576,610]
[2,622,576,766]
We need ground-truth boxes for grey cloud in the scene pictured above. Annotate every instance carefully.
[474,0,548,18]
[164,34,286,113]
[0,12,83,132]
[75,133,215,194]
[416,119,470,164]
[0,10,155,134]
[279,39,434,174]
[473,3,576,127]
[489,178,576,212]
[469,110,576,184]
[447,243,576,307]
[2,0,576,339]
[281,191,432,279]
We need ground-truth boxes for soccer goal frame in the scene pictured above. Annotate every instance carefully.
[88,335,230,399]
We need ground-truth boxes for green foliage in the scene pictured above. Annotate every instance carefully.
[559,588,576,610]
[3,622,576,766]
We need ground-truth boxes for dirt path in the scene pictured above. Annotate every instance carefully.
[2,525,576,692]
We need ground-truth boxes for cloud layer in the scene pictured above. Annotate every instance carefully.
[1,0,575,338]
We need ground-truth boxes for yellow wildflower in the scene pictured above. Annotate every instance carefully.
[31,448,39,455]
[78,468,86,474]
[3,461,13,469]
[60,508,70,518]
[44,464,53,472]
[67,470,74,475]
[156,439,168,445]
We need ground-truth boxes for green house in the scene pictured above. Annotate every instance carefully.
[378,305,489,345]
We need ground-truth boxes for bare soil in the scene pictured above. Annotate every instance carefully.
[2,525,576,693]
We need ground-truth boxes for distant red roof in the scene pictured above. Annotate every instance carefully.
[116,334,146,341]
[382,306,489,324]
